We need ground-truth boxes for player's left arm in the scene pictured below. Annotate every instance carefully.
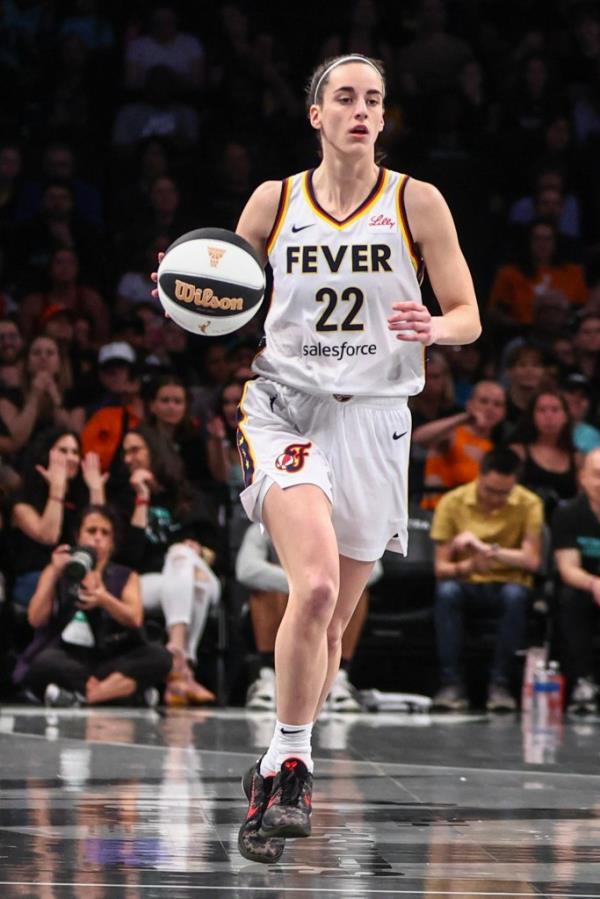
[388,179,482,346]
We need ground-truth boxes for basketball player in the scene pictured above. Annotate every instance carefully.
[154,53,481,864]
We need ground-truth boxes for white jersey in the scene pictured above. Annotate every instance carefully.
[252,167,426,398]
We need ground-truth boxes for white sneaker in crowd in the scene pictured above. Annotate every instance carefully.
[569,676,598,714]
[326,669,362,713]
[246,667,276,711]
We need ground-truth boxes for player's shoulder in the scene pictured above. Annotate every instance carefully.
[402,176,446,214]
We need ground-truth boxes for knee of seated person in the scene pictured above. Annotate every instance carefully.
[435,578,464,604]
[498,582,529,607]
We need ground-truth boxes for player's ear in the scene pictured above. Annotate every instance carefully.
[309,104,322,131]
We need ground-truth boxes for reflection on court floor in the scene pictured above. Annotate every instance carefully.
[1,707,600,896]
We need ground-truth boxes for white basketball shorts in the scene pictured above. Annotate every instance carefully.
[237,377,412,562]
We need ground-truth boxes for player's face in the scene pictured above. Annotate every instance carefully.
[310,63,384,156]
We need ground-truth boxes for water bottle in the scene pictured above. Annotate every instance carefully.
[547,660,565,717]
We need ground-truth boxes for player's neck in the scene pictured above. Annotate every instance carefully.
[312,155,380,218]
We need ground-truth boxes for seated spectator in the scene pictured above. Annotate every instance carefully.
[15,140,103,229]
[81,342,144,471]
[503,345,547,430]
[0,335,85,450]
[571,312,600,390]
[487,218,588,335]
[144,373,229,491]
[409,350,462,499]
[110,424,220,706]
[117,175,194,271]
[0,317,24,399]
[416,380,506,509]
[59,1,115,52]
[12,182,104,295]
[189,341,233,422]
[443,339,494,407]
[236,522,382,712]
[508,166,582,240]
[0,143,23,237]
[124,6,205,92]
[115,236,167,313]
[509,390,579,519]
[14,504,172,707]
[431,448,543,711]
[112,65,199,155]
[562,373,600,453]
[552,447,600,712]
[18,247,109,345]
[499,291,571,376]
[10,427,107,608]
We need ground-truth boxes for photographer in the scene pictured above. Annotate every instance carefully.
[13,504,172,706]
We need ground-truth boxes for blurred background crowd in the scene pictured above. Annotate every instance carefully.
[1,0,600,711]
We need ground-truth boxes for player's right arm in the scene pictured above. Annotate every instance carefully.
[235,180,283,265]
[151,180,282,301]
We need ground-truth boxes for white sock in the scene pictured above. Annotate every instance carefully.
[259,720,314,776]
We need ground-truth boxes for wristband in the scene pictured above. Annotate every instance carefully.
[135,496,150,506]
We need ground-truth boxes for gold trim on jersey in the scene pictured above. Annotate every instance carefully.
[266,178,292,255]
[397,174,424,280]
[236,380,257,487]
[302,167,389,230]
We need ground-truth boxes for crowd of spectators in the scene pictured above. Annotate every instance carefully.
[2,0,600,710]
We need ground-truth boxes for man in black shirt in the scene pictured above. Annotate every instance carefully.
[552,447,600,712]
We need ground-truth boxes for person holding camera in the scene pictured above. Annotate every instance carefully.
[14,504,173,706]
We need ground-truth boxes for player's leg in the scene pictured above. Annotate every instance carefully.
[239,481,338,854]
[327,588,370,712]
[314,555,374,719]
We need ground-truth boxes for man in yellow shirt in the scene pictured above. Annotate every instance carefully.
[430,448,543,711]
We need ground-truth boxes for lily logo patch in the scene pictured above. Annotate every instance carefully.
[275,441,312,473]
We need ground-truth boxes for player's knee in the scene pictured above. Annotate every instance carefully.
[326,618,344,654]
[299,576,338,622]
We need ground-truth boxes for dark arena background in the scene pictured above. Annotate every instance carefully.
[2,0,600,896]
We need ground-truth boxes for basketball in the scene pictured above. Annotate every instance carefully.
[156,227,266,337]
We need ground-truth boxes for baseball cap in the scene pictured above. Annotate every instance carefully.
[98,341,136,367]
[562,372,590,393]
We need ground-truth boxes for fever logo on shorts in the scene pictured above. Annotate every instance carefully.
[275,442,312,473]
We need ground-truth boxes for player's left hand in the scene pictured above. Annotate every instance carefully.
[388,301,436,345]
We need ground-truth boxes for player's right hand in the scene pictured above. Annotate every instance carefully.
[150,252,165,299]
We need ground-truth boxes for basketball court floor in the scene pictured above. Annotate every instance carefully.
[1,705,599,897]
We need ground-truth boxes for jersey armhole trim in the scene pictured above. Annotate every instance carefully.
[266,178,292,255]
[397,174,425,283]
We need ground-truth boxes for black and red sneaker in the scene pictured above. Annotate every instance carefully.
[259,757,313,839]
[237,759,285,864]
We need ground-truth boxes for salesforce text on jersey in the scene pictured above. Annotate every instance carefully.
[302,342,377,359]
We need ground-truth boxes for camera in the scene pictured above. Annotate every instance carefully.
[63,545,97,583]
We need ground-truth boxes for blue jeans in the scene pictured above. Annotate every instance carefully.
[13,571,43,608]
[434,579,530,687]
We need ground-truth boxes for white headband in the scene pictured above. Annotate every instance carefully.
[312,55,383,104]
